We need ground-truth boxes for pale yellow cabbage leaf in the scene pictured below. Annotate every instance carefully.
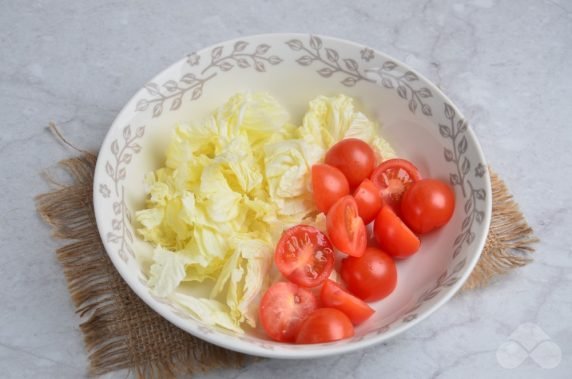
[299,94,395,159]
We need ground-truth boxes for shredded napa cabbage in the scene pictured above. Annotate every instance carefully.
[136,92,394,332]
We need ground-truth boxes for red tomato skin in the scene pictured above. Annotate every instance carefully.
[340,247,397,302]
[374,206,420,259]
[325,138,376,189]
[295,308,355,344]
[274,225,335,288]
[326,196,367,257]
[353,179,384,224]
[320,279,375,325]
[312,164,350,213]
[259,282,318,342]
[400,179,455,234]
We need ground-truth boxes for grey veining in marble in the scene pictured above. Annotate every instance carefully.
[1,0,571,378]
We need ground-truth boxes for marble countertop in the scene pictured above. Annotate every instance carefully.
[1,0,570,378]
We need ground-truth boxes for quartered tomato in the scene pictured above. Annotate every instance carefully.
[275,225,335,288]
[326,196,367,257]
[340,247,397,302]
[325,138,376,189]
[320,279,375,325]
[259,282,318,342]
[295,308,354,344]
[312,164,350,213]
[374,206,420,259]
[400,179,455,234]
[370,159,421,212]
[353,179,383,224]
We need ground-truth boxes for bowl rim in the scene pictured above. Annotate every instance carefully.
[93,32,492,359]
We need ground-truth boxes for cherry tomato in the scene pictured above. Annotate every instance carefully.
[312,164,350,213]
[259,282,318,342]
[340,247,397,302]
[295,308,354,344]
[370,159,421,212]
[325,138,376,189]
[353,179,383,224]
[320,279,375,325]
[275,225,335,288]
[326,195,367,257]
[400,179,455,234]
[374,206,420,259]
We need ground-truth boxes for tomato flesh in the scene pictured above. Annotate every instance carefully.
[374,206,420,259]
[311,164,350,213]
[275,225,335,288]
[340,247,397,302]
[295,308,354,344]
[400,179,455,234]
[353,179,383,224]
[259,282,318,342]
[370,159,421,212]
[326,196,367,257]
[325,138,376,189]
[320,279,375,325]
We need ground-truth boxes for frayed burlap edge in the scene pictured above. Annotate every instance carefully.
[461,170,539,290]
[36,152,248,378]
[35,132,537,378]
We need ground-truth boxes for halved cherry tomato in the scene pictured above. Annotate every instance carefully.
[325,138,376,189]
[400,179,455,234]
[312,164,350,213]
[374,206,420,258]
[353,179,383,224]
[340,247,397,302]
[370,159,421,212]
[326,196,367,257]
[259,282,318,342]
[295,308,354,344]
[275,225,335,288]
[320,279,374,325]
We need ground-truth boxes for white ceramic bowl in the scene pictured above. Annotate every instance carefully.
[93,34,492,359]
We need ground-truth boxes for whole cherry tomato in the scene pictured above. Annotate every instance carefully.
[325,138,376,189]
[340,247,397,302]
[312,164,350,213]
[400,179,455,234]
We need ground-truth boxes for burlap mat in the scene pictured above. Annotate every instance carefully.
[35,130,538,378]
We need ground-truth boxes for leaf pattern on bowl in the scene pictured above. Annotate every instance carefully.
[136,41,282,118]
[95,35,490,348]
[104,125,145,263]
[366,63,434,116]
[438,104,487,258]
[399,257,467,323]
[286,35,376,87]
[200,40,283,74]
[286,35,434,115]
[106,125,145,196]
[106,187,133,263]
[137,73,216,117]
